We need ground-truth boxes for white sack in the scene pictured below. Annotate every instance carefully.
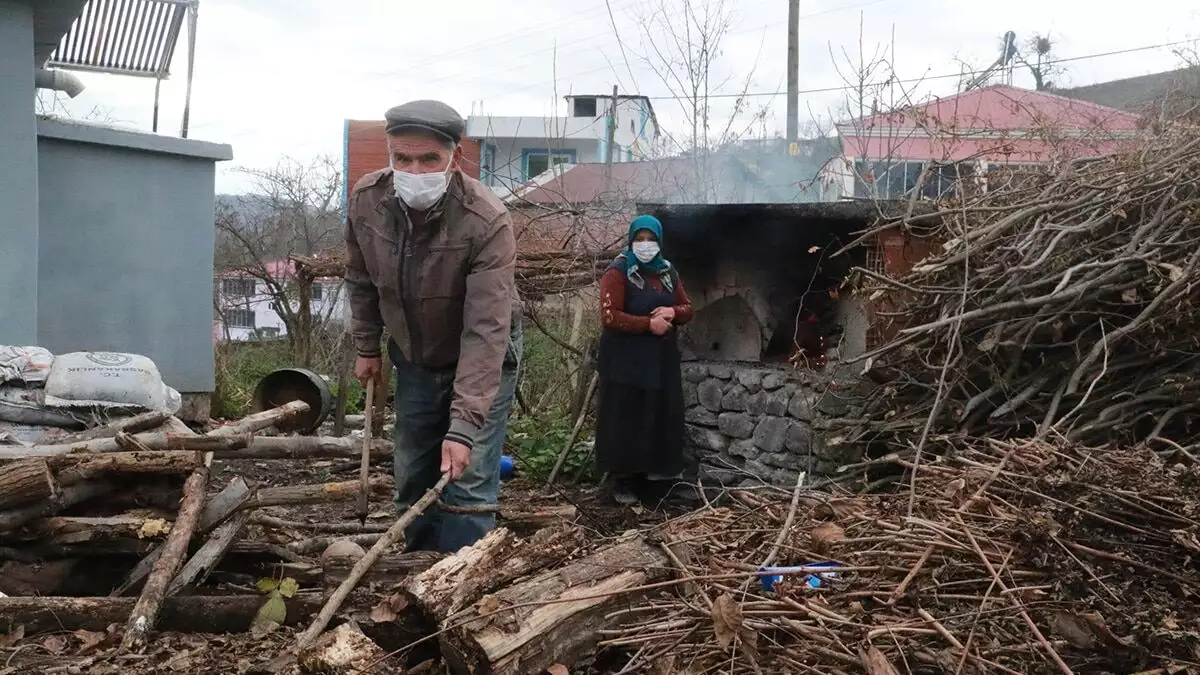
[43,351,182,413]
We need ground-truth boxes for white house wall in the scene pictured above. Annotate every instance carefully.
[214,280,347,343]
[469,96,658,189]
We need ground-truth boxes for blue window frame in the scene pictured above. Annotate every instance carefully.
[521,148,576,180]
[480,143,498,186]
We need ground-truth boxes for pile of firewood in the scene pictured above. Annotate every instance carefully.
[293,248,619,300]
[516,249,620,298]
[0,403,404,646]
[845,128,1200,458]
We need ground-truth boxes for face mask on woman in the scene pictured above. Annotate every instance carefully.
[631,241,660,263]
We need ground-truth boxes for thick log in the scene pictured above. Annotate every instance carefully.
[248,477,392,509]
[0,459,51,509]
[0,593,322,635]
[0,451,200,510]
[322,551,444,589]
[122,464,210,650]
[166,509,252,596]
[440,534,671,675]
[0,432,248,459]
[211,436,392,461]
[208,400,310,436]
[112,477,252,596]
[0,480,115,532]
[406,525,587,626]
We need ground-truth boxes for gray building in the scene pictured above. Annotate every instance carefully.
[0,0,231,415]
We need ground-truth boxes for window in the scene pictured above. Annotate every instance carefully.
[310,284,324,301]
[257,327,280,338]
[572,97,597,117]
[480,143,497,186]
[524,150,574,179]
[227,309,255,329]
[853,160,975,199]
[222,278,255,297]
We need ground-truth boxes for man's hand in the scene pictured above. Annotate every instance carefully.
[355,357,382,387]
[649,315,671,336]
[651,306,676,322]
[440,440,471,481]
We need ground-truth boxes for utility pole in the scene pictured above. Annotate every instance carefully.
[605,84,618,191]
[786,0,799,142]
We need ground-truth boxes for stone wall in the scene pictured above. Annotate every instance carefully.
[682,361,862,487]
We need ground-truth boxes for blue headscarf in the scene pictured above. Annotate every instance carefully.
[619,214,674,291]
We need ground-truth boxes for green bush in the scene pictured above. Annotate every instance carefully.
[212,339,371,420]
[506,412,595,481]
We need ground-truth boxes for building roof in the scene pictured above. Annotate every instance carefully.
[839,84,1141,135]
[837,84,1143,163]
[508,158,699,205]
[1055,67,1200,112]
[509,141,841,206]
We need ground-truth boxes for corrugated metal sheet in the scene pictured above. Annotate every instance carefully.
[46,0,190,78]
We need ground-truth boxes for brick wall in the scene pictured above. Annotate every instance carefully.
[344,120,481,201]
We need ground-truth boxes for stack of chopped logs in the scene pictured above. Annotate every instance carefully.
[0,400,587,673]
[0,402,401,645]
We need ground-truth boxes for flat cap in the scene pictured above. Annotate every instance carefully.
[384,100,465,143]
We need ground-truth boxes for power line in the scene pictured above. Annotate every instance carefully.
[640,38,1198,101]
[359,0,646,79]
[468,0,894,101]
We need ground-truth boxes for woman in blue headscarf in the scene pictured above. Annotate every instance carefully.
[594,214,694,505]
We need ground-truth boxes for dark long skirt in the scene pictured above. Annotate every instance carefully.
[594,357,685,477]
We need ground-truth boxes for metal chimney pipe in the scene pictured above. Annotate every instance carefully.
[34,68,86,98]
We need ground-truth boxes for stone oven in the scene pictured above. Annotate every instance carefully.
[639,202,901,487]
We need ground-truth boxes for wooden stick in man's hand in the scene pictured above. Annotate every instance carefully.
[356,379,374,526]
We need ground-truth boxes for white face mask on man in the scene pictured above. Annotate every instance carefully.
[391,147,456,210]
[631,241,660,263]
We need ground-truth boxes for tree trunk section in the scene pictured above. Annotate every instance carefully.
[0,459,53,509]
[0,594,322,635]
[405,525,587,626]
[440,535,670,675]
[121,465,210,650]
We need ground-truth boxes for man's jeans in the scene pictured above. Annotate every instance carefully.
[389,331,520,553]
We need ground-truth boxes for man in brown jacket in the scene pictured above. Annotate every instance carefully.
[345,99,521,553]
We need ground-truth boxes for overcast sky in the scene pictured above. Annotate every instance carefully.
[49,0,1199,194]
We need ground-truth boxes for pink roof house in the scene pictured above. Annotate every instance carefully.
[829,85,1144,199]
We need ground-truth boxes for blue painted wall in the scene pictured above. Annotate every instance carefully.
[0,0,39,344]
[36,121,232,392]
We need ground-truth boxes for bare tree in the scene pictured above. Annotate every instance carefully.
[1015,33,1060,91]
[633,0,771,202]
[214,155,344,366]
